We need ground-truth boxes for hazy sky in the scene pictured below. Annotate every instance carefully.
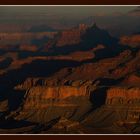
[0,6,137,17]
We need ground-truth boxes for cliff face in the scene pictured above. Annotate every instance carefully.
[13,85,92,123]
[106,87,140,105]
[23,85,89,109]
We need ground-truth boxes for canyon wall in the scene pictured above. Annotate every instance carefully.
[12,85,92,123]
[106,87,140,105]
[23,85,89,109]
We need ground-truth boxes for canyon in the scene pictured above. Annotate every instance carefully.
[0,23,140,134]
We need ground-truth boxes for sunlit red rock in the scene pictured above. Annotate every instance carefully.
[106,87,140,104]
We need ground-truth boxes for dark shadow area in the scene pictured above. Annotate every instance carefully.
[81,23,118,48]
[18,51,50,59]
[0,57,13,69]
[90,87,108,110]
[8,90,25,111]
[89,78,124,110]
[97,78,123,86]
[94,46,124,60]
[0,118,36,129]
[0,49,6,56]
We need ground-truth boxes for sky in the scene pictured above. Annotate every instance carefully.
[0,6,137,25]
[0,6,137,17]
